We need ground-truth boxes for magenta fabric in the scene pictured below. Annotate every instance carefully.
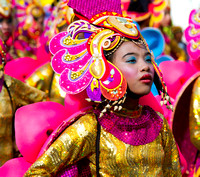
[15,102,70,163]
[0,157,31,176]
[4,57,39,81]
[56,158,91,177]
[159,60,197,99]
[95,105,163,146]
[68,0,122,19]
[139,92,164,114]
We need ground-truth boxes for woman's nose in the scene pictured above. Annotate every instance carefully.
[2,21,9,29]
[140,62,150,72]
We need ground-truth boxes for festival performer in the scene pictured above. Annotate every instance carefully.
[23,0,181,176]
[121,0,168,29]
[0,0,18,61]
[170,26,188,62]
[0,38,47,167]
[13,0,45,59]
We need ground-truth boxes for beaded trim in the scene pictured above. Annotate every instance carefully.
[105,37,145,57]
[110,105,143,118]
[105,37,124,56]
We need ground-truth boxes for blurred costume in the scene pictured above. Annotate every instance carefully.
[25,2,75,105]
[26,63,66,105]
[13,0,45,59]
[121,0,169,29]
[121,0,174,60]
[0,38,47,166]
[3,2,74,105]
[184,9,200,71]
[170,26,188,61]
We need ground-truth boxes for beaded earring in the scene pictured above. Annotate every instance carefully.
[0,38,6,92]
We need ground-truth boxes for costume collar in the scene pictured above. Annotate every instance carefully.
[95,105,163,146]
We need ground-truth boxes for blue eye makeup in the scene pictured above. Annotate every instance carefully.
[145,55,152,63]
[126,56,136,63]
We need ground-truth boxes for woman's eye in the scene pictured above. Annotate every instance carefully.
[126,57,136,63]
[145,56,152,63]
[7,18,12,24]
[0,18,3,23]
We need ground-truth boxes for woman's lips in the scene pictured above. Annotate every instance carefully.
[140,74,152,84]
[3,32,11,36]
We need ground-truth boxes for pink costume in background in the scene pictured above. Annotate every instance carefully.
[162,8,200,177]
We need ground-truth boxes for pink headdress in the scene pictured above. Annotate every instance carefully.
[67,0,122,20]
[49,13,133,117]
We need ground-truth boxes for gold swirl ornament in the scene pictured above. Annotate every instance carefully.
[107,16,139,38]
[89,29,114,79]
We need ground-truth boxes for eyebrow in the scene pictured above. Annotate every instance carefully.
[122,52,136,59]
[122,51,151,59]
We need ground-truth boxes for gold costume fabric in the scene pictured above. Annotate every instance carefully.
[190,76,200,177]
[14,35,37,60]
[26,63,66,105]
[190,76,200,149]
[0,74,47,166]
[24,109,181,177]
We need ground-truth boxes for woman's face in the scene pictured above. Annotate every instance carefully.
[111,41,154,97]
[0,15,13,42]
[160,8,171,27]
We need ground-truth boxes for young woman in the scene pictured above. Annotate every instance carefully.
[24,12,181,176]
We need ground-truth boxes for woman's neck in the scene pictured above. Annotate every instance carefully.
[123,95,140,111]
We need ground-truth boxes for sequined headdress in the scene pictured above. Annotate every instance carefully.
[49,11,172,116]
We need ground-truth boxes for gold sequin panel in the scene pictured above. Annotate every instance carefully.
[190,77,200,149]
[24,112,181,176]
